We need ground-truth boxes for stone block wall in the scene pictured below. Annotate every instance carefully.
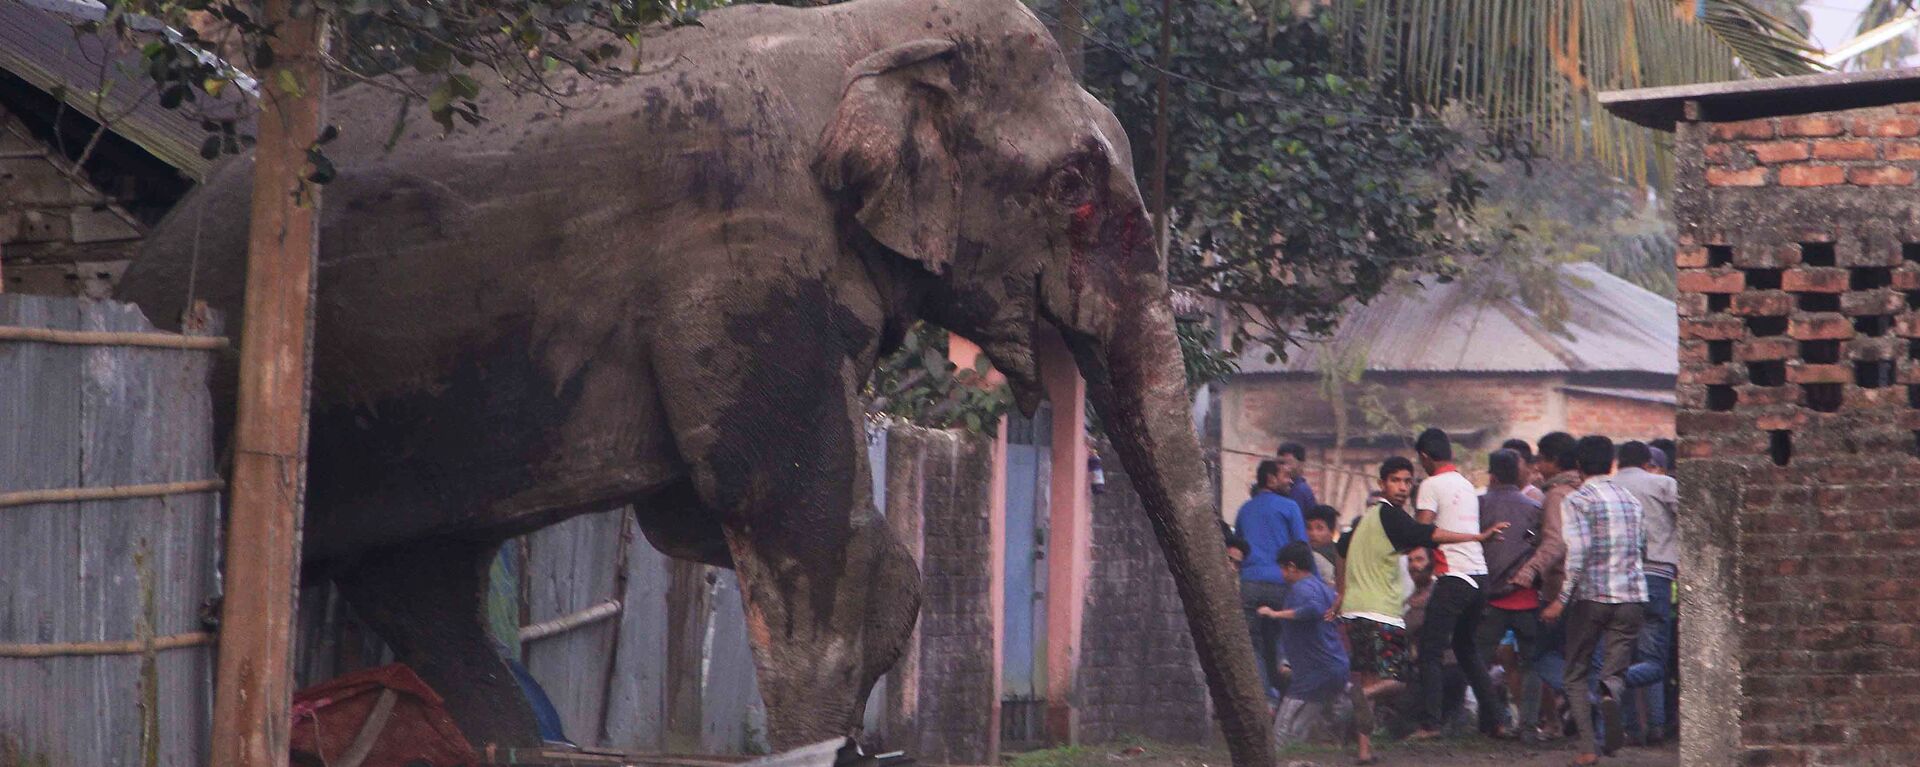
[1673,104,1920,767]
[1074,449,1213,746]
[878,424,1000,764]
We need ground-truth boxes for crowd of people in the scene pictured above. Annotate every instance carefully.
[1228,430,1679,766]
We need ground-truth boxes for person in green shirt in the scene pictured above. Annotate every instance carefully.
[1336,457,1507,763]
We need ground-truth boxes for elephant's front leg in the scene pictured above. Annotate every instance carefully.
[654,312,922,748]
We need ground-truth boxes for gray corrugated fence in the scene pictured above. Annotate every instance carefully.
[0,295,222,767]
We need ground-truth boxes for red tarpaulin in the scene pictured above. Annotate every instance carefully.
[290,663,478,767]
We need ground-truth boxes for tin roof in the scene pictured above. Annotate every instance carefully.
[1599,67,1920,132]
[1236,262,1678,376]
[0,0,252,178]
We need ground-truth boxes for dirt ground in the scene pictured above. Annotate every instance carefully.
[1006,738,1679,767]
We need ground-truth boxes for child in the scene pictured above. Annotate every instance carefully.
[1259,542,1353,755]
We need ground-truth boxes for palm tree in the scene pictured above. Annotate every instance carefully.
[1311,0,1823,186]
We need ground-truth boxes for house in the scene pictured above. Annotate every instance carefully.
[0,0,244,296]
[1216,261,1678,521]
[1602,67,1920,767]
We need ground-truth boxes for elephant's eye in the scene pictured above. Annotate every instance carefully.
[1046,165,1095,207]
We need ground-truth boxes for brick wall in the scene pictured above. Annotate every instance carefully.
[1561,390,1676,441]
[1674,104,1920,767]
[879,424,999,764]
[1074,448,1214,746]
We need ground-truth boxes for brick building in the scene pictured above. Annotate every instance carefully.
[1216,261,1679,520]
[1602,68,1920,767]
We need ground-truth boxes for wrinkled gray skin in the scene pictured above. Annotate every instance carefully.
[117,0,1270,762]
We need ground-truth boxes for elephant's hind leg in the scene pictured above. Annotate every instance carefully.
[334,536,542,749]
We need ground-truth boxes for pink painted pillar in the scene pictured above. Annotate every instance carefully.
[1038,329,1090,747]
[949,335,1007,759]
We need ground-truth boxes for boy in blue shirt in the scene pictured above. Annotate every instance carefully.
[1236,460,1310,702]
[1261,542,1360,758]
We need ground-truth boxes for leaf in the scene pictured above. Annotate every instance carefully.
[276,69,304,98]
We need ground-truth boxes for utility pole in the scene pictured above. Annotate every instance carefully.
[208,0,325,764]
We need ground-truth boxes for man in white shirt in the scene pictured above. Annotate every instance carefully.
[1408,428,1507,740]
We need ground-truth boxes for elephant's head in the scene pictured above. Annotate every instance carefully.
[813,1,1273,763]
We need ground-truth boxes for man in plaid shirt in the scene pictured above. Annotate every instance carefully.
[1541,435,1647,765]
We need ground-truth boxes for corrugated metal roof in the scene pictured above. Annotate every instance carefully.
[1599,67,1920,132]
[1560,385,1678,406]
[1236,262,1678,376]
[0,0,252,179]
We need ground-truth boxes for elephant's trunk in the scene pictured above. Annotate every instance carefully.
[1064,296,1275,767]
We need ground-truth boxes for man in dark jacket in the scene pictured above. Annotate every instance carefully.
[1476,449,1545,739]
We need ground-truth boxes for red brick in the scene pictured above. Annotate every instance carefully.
[1844,290,1905,315]
[1715,119,1778,140]
[1704,143,1738,164]
[1854,116,1920,137]
[1780,164,1848,187]
[1891,270,1920,290]
[1738,337,1796,361]
[1750,140,1811,163]
[1788,364,1850,383]
[1677,269,1745,293]
[1683,317,1747,340]
[1731,291,1792,316]
[1898,313,1920,338]
[1708,166,1769,187]
[1676,245,1711,269]
[1790,315,1855,340]
[1813,139,1879,160]
[1683,365,1744,386]
[1741,383,1798,409]
[1756,412,1808,431]
[1851,166,1917,186]
[1676,293,1710,318]
[1783,268,1847,293]
[1781,116,1845,137]
[1886,142,1920,160]
[1899,104,1920,115]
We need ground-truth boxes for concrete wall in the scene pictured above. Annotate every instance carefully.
[1074,451,1213,746]
[1674,103,1920,767]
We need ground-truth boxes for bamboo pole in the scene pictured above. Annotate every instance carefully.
[0,631,216,658]
[0,479,224,509]
[519,600,623,642]
[209,1,326,765]
[0,326,230,350]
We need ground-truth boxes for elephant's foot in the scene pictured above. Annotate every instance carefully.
[334,537,541,749]
[726,514,923,749]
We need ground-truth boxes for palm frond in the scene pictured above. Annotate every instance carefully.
[1852,0,1918,71]
[1698,0,1824,77]
[1323,0,1821,186]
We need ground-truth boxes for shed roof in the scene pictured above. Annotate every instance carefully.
[0,0,252,179]
[1235,262,1677,377]
[1599,67,1920,132]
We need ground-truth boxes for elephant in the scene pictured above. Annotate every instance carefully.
[116,0,1271,763]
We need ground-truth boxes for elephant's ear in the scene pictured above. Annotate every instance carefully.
[813,39,960,274]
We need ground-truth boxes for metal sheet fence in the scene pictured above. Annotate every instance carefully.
[0,295,222,767]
